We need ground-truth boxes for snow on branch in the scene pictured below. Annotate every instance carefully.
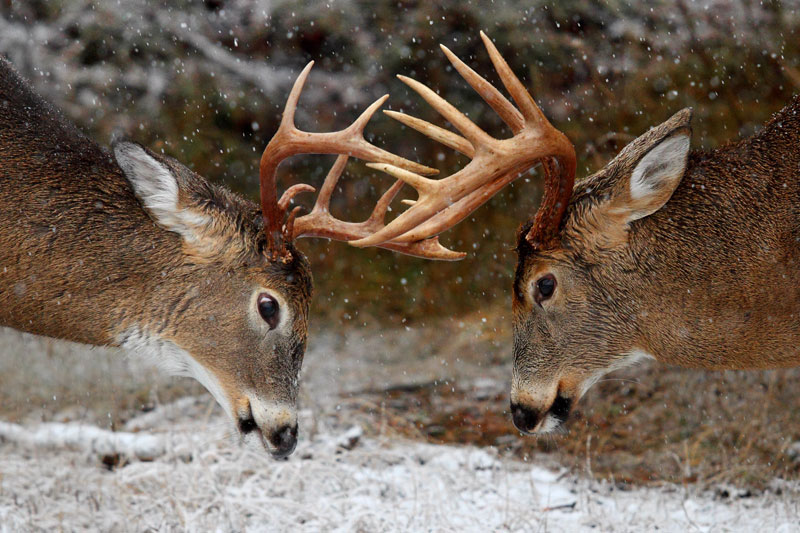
[159,14,367,106]
[0,421,166,461]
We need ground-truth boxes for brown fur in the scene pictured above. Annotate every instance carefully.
[511,96,800,431]
[0,57,313,450]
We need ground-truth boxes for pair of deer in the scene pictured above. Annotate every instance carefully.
[2,33,798,459]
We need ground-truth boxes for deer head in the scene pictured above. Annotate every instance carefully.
[387,34,699,436]
[510,109,692,435]
[112,141,314,458]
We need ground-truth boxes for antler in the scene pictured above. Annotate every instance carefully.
[259,61,466,260]
[348,31,576,251]
[289,155,466,259]
[261,32,574,261]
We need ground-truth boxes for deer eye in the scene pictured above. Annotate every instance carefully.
[534,274,557,305]
[257,293,280,329]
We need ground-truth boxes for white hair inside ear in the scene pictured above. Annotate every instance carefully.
[626,133,690,221]
[114,142,208,242]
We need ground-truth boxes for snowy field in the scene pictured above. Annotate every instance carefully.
[1,329,800,532]
[1,397,800,532]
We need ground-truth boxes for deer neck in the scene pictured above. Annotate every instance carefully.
[0,145,185,347]
[628,136,800,370]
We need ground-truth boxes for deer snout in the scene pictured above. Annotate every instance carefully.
[510,395,573,434]
[238,399,298,459]
[267,423,298,459]
[510,402,541,433]
[510,386,573,435]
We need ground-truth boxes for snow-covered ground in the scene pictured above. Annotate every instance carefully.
[1,397,798,532]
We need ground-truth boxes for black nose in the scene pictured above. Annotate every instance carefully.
[510,402,541,434]
[268,424,298,459]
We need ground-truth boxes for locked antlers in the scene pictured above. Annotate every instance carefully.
[352,31,576,251]
[259,31,575,260]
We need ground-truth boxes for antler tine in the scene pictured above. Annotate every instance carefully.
[366,178,405,224]
[439,44,525,134]
[479,31,546,125]
[349,94,389,136]
[309,154,348,215]
[364,162,435,194]
[397,75,493,148]
[278,183,316,212]
[281,61,314,129]
[282,205,304,243]
[383,110,474,157]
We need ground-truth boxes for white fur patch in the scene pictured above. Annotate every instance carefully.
[118,327,231,417]
[626,348,657,362]
[535,414,560,434]
[629,134,690,202]
[114,142,209,242]
[239,398,297,454]
[579,349,656,397]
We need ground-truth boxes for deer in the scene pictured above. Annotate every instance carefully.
[395,32,799,436]
[0,41,553,457]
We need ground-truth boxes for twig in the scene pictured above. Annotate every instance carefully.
[542,501,576,512]
[160,14,366,106]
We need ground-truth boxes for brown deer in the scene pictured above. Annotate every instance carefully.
[401,33,799,436]
[0,51,540,457]
[507,95,800,434]
[508,91,798,434]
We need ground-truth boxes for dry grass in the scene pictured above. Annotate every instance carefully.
[2,310,800,491]
[329,310,800,489]
[0,329,205,427]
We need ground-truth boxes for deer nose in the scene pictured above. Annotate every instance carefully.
[510,402,541,434]
[267,423,298,459]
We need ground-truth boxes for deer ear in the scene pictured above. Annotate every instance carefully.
[114,141,209,243]
[622,131,690,221]
[605,109,692,223]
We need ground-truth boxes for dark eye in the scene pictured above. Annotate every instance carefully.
[257,293,280,329]
[535,274,557,305]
